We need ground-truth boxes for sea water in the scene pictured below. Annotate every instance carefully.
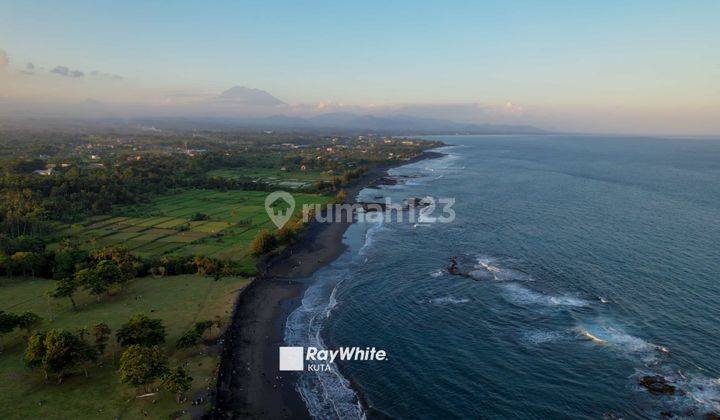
[286,134,720,418]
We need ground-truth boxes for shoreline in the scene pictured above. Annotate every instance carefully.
[214,150,444,419]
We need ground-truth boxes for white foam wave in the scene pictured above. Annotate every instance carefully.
[285,263,363,419]
[575,324,668,365]
[501,283,590,307]
[522,330,570,345]
[473,256,532,281]
[573,322,720,415]
[429,269,444,278]
[358,219,384,255]
[286,280,363,419]
[676,374,720,415]
[326,286,338,318]
[429,296,470,305]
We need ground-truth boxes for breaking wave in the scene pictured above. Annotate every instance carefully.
[576,322,720,416]
[428,296,471,305]
[470,255,533,281]
[501,283,590,307]
[284,219,388,420]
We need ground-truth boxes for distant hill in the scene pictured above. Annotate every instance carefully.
[0,85,549,134]
[214,86,287,107]
[253,112,548,134]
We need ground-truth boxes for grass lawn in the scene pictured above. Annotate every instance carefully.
[57,189,331,267]
[0,274,251,419]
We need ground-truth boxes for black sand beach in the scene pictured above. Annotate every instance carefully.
[214,151,442,419]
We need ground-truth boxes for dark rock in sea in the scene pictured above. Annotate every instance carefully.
[378,177,398,185]
[405,197,432,207]
[704,413,720,420]
[445,256,477,280]
[639,375,676,395]
[406,197,422,206]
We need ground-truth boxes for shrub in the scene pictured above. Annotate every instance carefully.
[176,320,214,349]
[116,314,167,347]
[250,229,277,256]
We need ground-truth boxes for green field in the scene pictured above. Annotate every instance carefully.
[58,189,330,266]
[207,167,332,189]
[0,275,251,419]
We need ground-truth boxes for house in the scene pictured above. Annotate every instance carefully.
[185,148,207,157]
[33,168,57,176]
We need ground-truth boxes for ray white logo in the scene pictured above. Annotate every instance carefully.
[279,346,387,371]
[265,190,295,228]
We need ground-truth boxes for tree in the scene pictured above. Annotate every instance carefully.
[25,329,96,383]
[119,345,167,392]
[52,277,80,310]
[0,253,14,276]
[116,314,167,347]
[334,189,348,204]
[192,256,216,276]
[24,332,46,378]
[75,267,106,301]
[250,229,277,256]
[89,247,140,281]
[53,240,87,280]
[0,311,19,351]
[176,320,214,349]
[161,366,192,403]
[92,323,111,355]
[189,212,209,221]
[95,259,125,289]
[10,251,42,277]
[15,312,42,336]
[276,220,302,244]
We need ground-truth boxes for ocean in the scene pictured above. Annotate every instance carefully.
[285,134,720,419]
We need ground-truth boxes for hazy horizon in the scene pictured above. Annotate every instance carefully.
[1,0,719,135]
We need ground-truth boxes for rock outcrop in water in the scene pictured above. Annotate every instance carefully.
[639,375,676,395]
[446,256,475,279]
[448,256,459,275]
[373,177,398,186]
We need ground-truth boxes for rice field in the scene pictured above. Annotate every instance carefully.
[207,167,332,189]
[59,189,331,262]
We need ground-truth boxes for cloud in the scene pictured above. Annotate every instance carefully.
[503,102,523,115]
[51,65,84,78]
[90,70,122,80]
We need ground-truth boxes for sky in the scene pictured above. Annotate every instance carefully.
[1,0,719,134]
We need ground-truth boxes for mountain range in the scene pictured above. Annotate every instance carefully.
[0,86,549,134]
